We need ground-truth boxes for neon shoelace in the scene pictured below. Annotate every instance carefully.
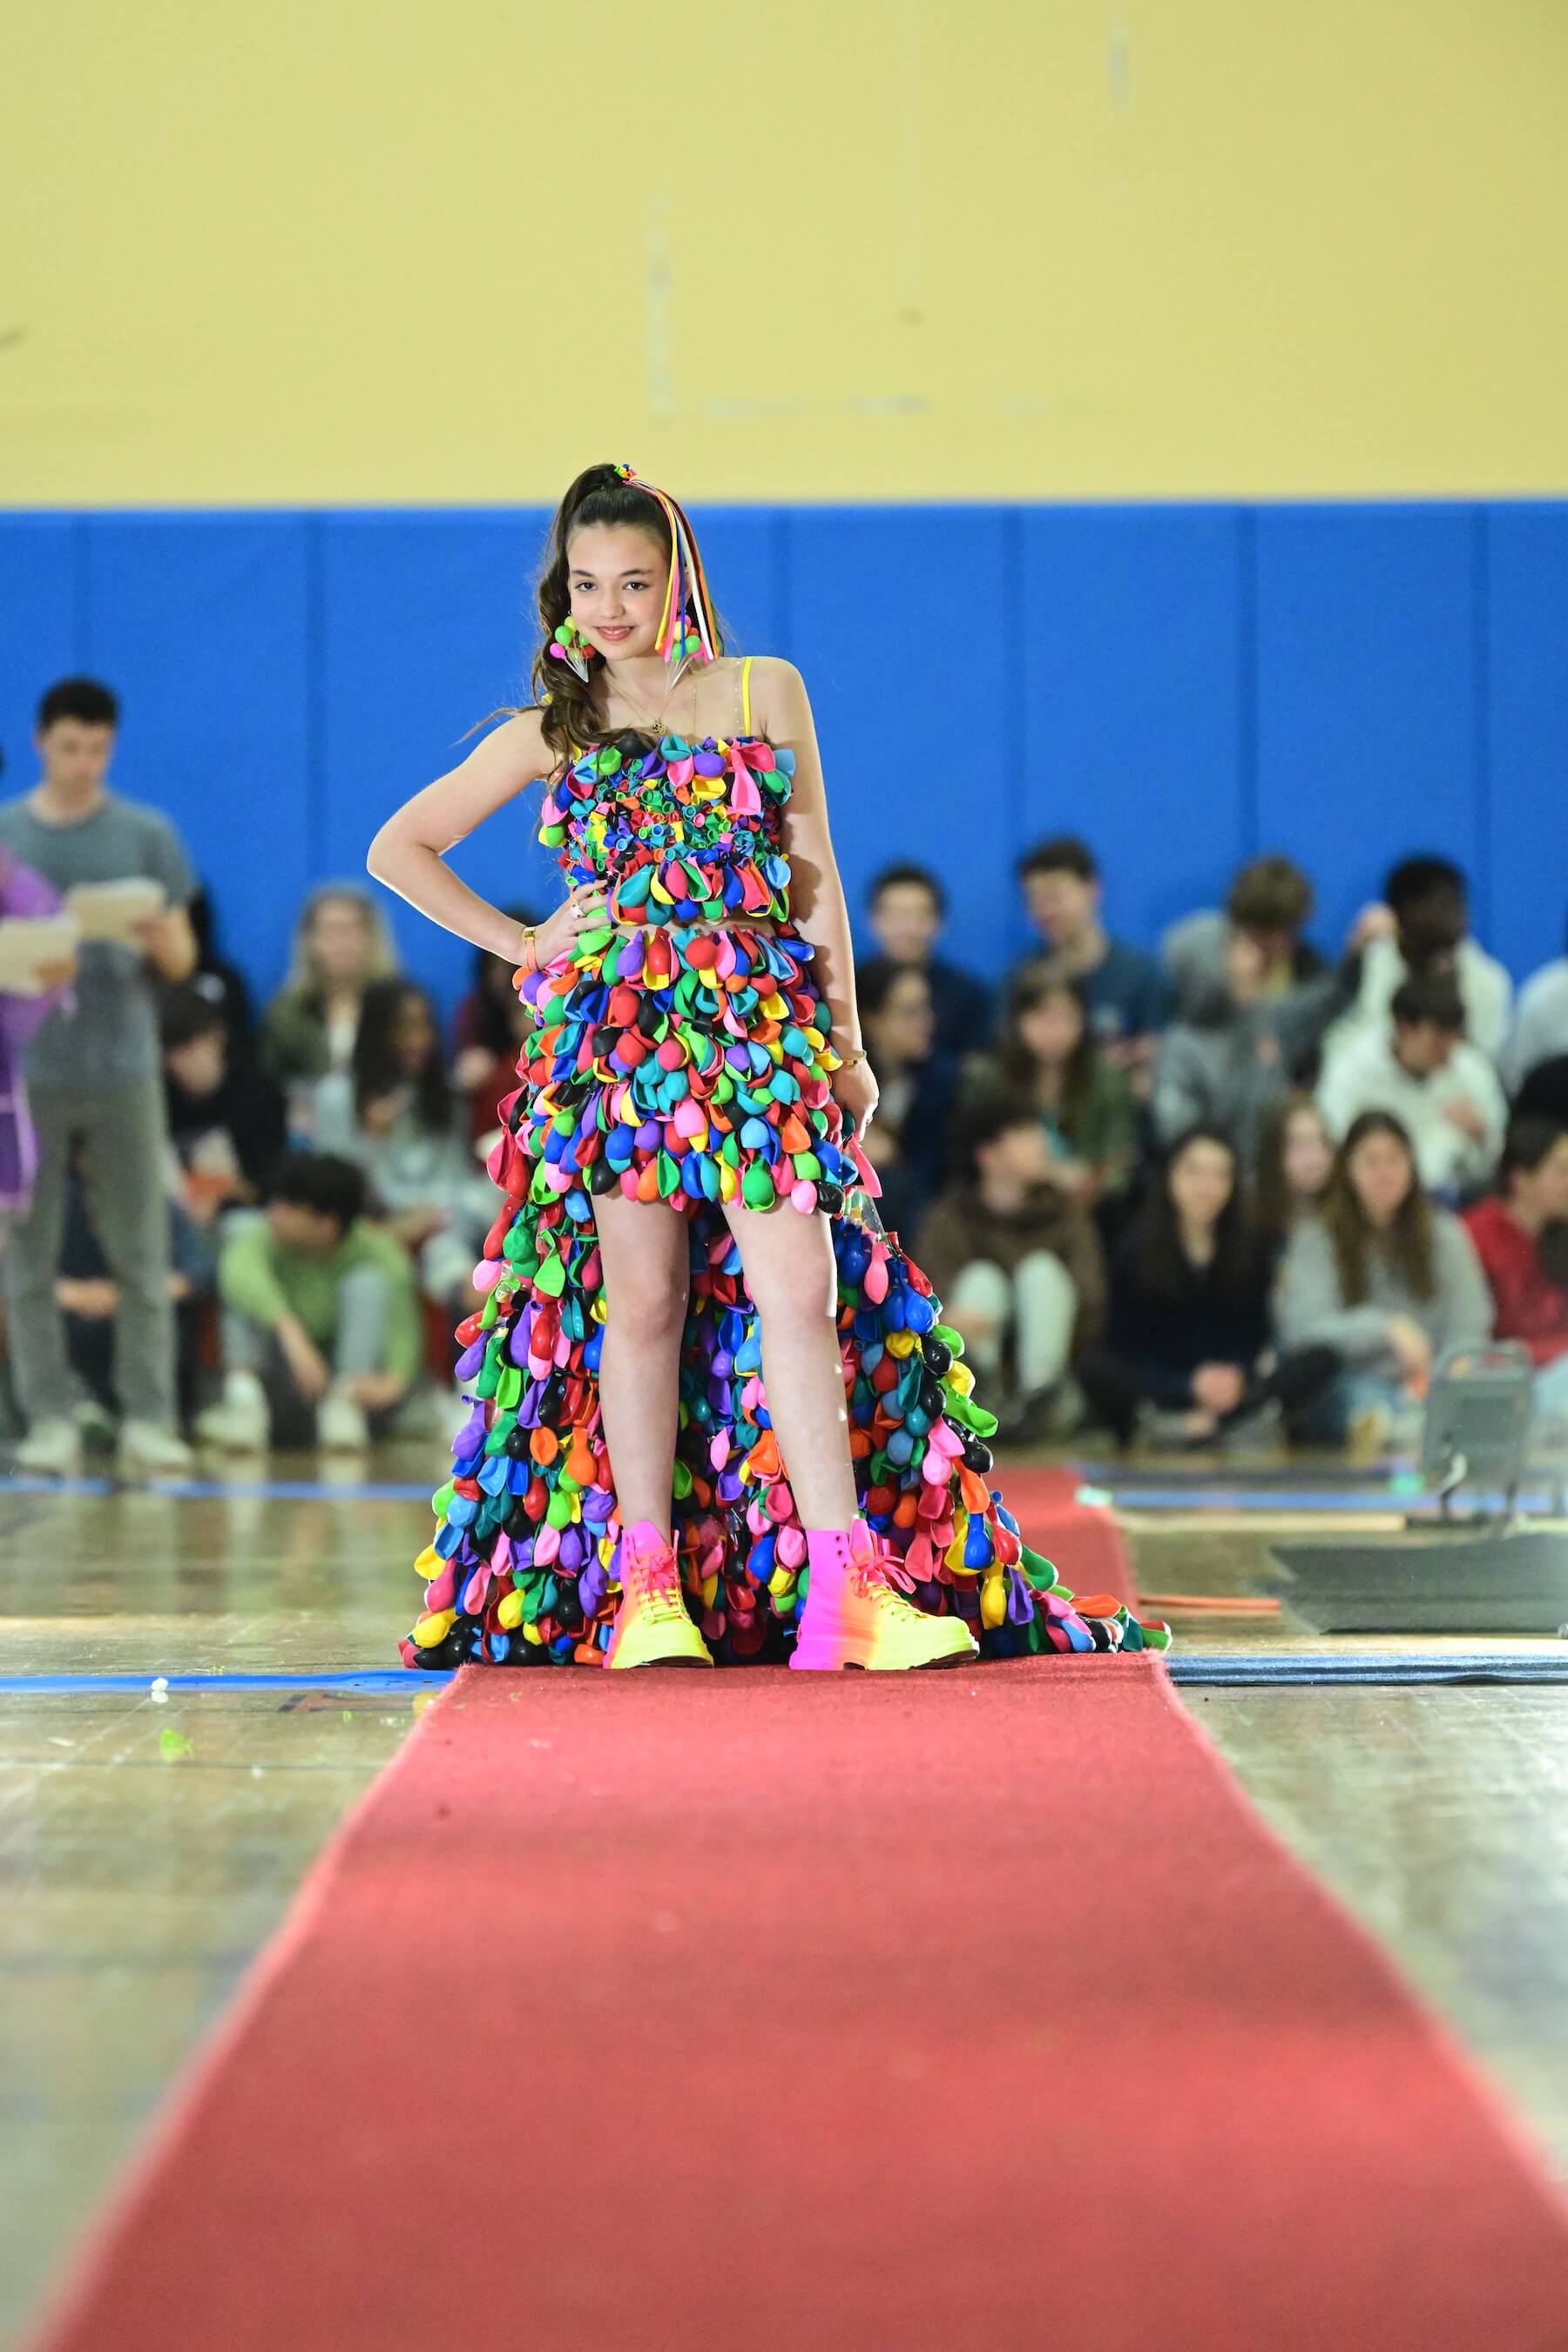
[624,1544,688,1622]
[848,1533,926,1619]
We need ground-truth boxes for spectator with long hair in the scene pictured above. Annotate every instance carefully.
[852,958,961,1236]
[963,963,1138,1208]
[312,977,489,1308]
[1253,1091,1336,1244]
[1463,1118,1568,1434]
[260,882,400,1123]
[1078,1125,1338,1449]
[450,906,541,1144]
[1274,1108,1491,1453]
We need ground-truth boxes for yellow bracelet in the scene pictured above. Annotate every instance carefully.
[835,1044,868,1069]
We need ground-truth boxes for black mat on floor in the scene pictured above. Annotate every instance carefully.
[1264,1530,1568,1634]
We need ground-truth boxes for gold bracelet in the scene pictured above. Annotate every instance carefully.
[517,923,538,974]
[835,1043,868,1069]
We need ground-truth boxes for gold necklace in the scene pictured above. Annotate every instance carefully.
[602,652,695,737]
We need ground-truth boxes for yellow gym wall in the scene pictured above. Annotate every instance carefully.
[3,0,1566,504]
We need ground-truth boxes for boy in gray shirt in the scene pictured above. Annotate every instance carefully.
[0,677,200,1476]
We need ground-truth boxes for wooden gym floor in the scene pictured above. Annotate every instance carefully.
[3,1436,1566,2344]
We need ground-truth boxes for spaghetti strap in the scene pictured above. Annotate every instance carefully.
[740,652,754,734]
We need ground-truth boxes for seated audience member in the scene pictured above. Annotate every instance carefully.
[857,862,993,1062]
[57,1159,213,1435]
[313,978,490,1310]
[261,882,401,1126]
[1274,1109,1491,1453]
[1154,927,1354,1172]
[1514,1053,1568,1129]
[855,962,961,1238]
[1162,855,1326,1024]
[1463,1119,1568,1434]
[186,884,257,1065]
[913,1085,1105,1444]
[1252,1092,1336,1243]
[1317,974,1506,1200]
[1010,835,1172,1093]
[962,964,1138,1206]
[161,986,287,1221]
[1077,1125,1338,1450]
[452,909,540,1145]
[1503,911,1568,1093]
[199,1152,422,1453]
[1329,855,1512,1065]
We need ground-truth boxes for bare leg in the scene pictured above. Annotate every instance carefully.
[722,1197,859,1530]
[588,1187,691,1536]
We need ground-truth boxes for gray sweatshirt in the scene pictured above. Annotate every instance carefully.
[1273,1210,1492,1378]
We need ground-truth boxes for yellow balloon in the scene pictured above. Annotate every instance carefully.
[497,1590,524,1628]
[413,1607,456,1647]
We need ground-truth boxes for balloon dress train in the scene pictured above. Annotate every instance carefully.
[400,708,1172,1670]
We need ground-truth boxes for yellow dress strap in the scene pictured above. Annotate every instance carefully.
[740,652,754,734]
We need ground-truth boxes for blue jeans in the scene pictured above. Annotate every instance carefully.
[1292,1369,1409,1448]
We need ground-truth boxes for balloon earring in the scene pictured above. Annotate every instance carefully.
[547,615,596,684]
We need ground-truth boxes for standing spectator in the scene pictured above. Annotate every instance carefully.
[1162,855,1326,1024]
[260,882,401,1128]
[199,1152,423,1453]
[913,1085,1105,1445]
[1154,929,1353,1173]
[1252,1092,1336,1244]
[1318,975,1507,1200]
[1330,855,1512,1065]
[857,862,993,1063]
[0,844,76,1217]
[1077,1125,1338,1450]
[1010,835,1171,1093]
[854,962,961,1239]
[963,963,1138,1207]
[312,978,490,1312]
[1081,1124,1335,1449]
[0,676,198,1476]
[452,909,540,1145]
[1463,1119,1568,1433]
[1274,1109,1492,1454]
[1502,911,1568,1094]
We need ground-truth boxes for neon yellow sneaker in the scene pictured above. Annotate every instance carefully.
[606,1529,714,1669]
[790,1518,979,1671]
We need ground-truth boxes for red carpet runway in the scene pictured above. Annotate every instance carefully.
[23,1632,1568,2349]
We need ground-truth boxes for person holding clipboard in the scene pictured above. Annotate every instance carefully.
[0,677,200,1477]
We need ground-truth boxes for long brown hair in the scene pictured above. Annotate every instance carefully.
[466,463,725,768]
[1253,1089,1333,1240]
[994,961,1098,1137]
[1320,1110,1436,1303]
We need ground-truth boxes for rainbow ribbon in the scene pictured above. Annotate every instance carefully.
[613,463,721,669]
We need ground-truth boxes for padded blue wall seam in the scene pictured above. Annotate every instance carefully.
[1471,504,1492,943]
[1237,504,1260,859]
[303,510,327,879]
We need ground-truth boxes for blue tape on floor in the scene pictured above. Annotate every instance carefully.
[1091,1485,1565,1514]
[3,1474,433,1502]
[2,1656,1564,1696]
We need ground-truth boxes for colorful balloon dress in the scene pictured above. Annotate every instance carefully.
[400,698,1171,1670]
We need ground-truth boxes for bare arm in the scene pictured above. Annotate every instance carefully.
[138,904,199,983]
[755,657,863,1051]
[365,709,555,959]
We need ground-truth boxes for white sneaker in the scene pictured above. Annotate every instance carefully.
[317,1389,370,1452]
[116,1419,197,1477]
[196,1370,272,1454]
[13,1416,83,1476]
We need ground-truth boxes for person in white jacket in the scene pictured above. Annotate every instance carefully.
[1324,855,1512,1068]
[1318,973,1507,1200]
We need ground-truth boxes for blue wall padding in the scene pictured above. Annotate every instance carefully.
[1,500,1564,1021]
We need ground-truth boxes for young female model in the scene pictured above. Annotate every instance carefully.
[368,462,1170,1673]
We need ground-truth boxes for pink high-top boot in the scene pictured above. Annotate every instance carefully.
[790,1517,978,1671]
